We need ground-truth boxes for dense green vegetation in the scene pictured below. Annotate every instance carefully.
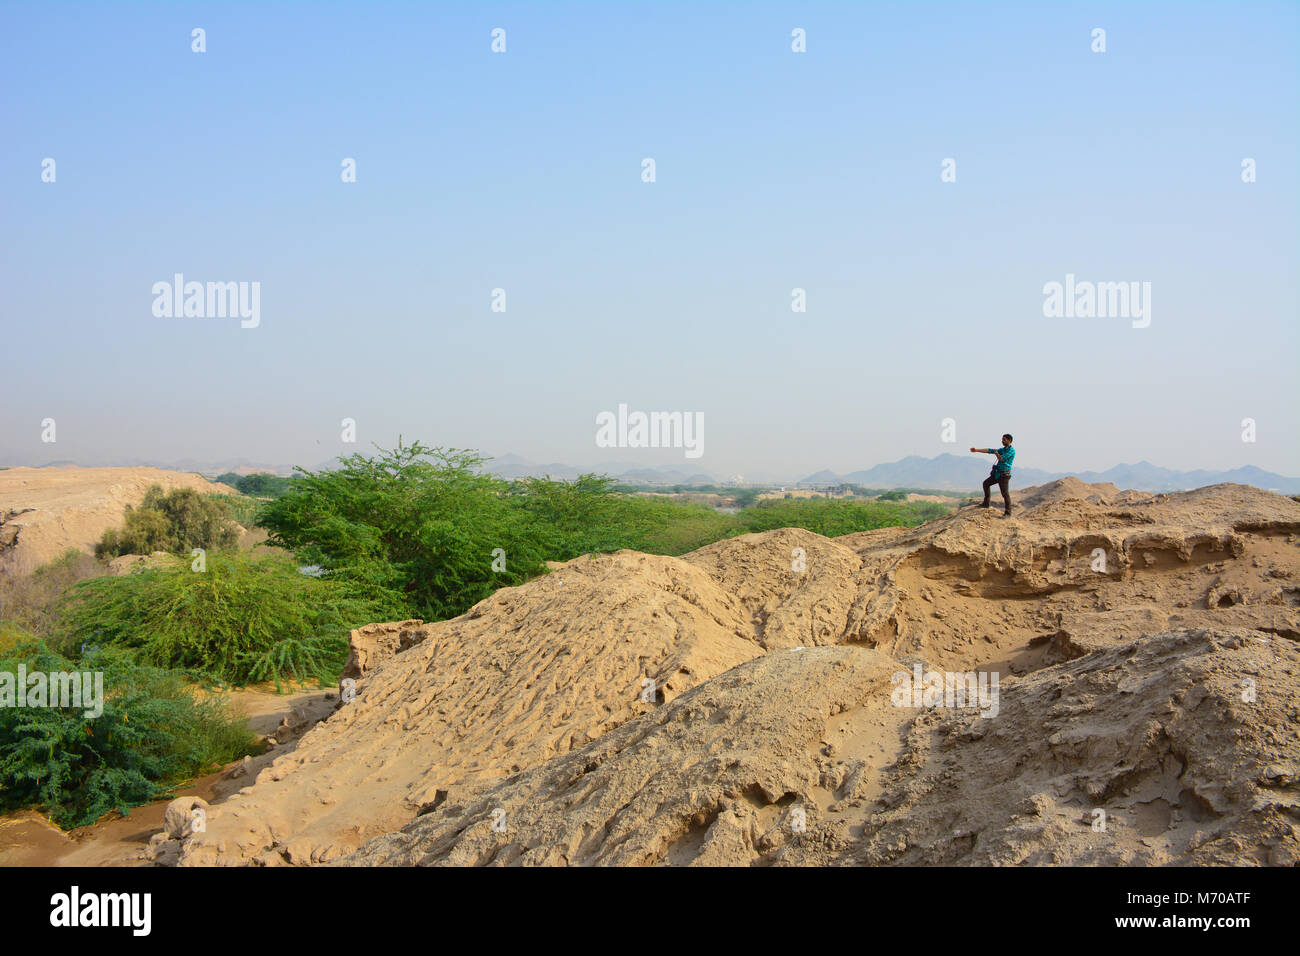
[510,474,737,557]
[0,638,256,828]
[56,553,406,687]
[616,481,954,497]
[260,443,554,621]
[94,485,240,558]
[259,440,954,622]
[211,491,262,530]
[736,498,950,536]
[213,471,296,498]
[260,444,736,621]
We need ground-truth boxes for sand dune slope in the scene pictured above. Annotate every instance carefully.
[180,551,767,864]
[345,628,1297,866]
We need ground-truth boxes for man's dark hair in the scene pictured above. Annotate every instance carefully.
[1003,433,1013,442]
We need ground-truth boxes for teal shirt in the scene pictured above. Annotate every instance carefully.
[991,445,1015,476]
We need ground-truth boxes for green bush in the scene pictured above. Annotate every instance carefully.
[214,492,263,530]
[55,552,408,687]
[214,472,295,498]
[95,485,240,558]
[260,442,553,621]
[0,638,256,828]
[508,475,735,557]
[737,498,951,537]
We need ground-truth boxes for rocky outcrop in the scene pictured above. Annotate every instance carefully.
[338,620,428,695]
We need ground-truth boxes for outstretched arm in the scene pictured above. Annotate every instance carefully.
[969,447,994,454]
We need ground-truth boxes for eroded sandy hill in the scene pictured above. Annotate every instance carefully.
[177,480,1300,866]
[347,628,1298,866]
[0,466,236,574]
[179,551,770,865]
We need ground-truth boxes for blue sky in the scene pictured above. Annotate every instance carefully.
[2,1,1296,479]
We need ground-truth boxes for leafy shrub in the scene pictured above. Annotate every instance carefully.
[56,552,408,686]
[260,442,552,620]
[213,492,262,530]
[214,472,295,498]
[0,638,256,828]
[737,498,951,537]
[95,485,240,558]
[507,475,732,557]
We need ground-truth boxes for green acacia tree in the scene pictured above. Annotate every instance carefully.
[259,441,552,620]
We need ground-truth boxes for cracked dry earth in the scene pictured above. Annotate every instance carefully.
[175,478,1300,866]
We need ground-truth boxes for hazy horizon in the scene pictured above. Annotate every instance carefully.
[4,446,1298,488]
[3,2,1296,479]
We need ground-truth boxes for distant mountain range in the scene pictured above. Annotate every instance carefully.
[800,454,1300,495]
[4,452,1297,495]
[484,454,718,486]
[482,453,1300,494]
[0,456,302,476]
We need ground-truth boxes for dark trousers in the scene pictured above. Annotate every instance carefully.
[982,471,1011,513]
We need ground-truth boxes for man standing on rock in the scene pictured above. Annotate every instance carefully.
[971,434,1015,516]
